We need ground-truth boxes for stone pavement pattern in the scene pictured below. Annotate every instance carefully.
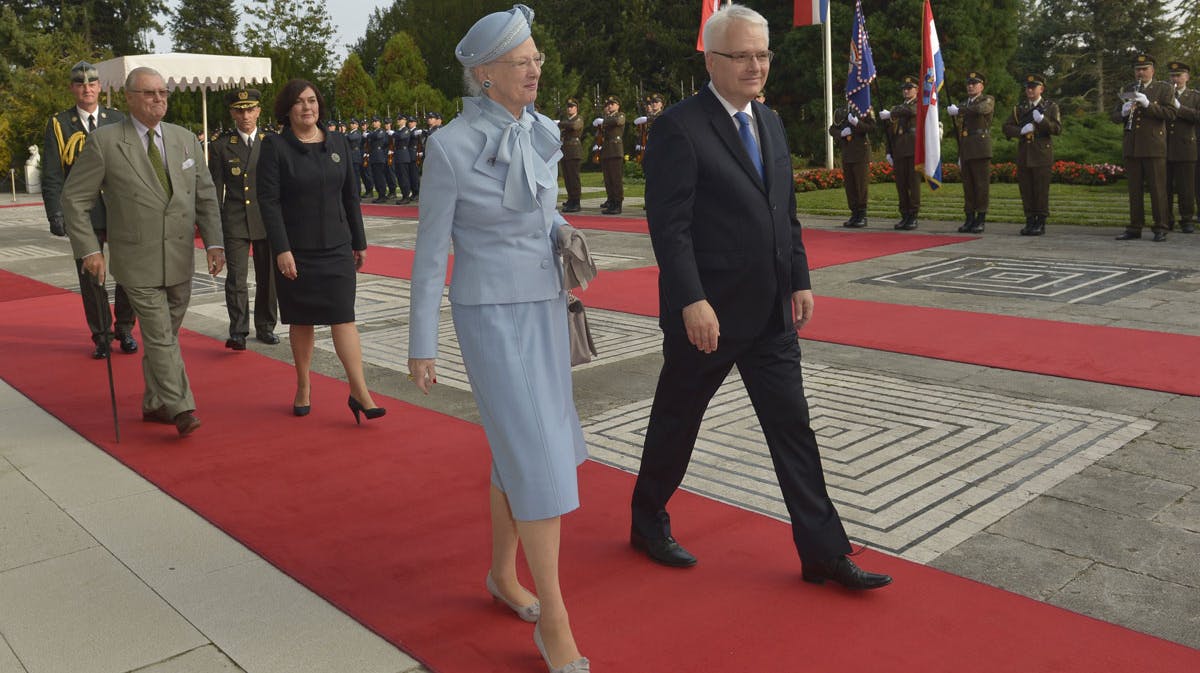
[1,191,1198,671]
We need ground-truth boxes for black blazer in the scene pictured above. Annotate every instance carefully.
[257,128,366,254]
[643,85,810,340]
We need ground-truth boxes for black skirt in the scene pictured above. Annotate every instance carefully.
[274,243,357,325]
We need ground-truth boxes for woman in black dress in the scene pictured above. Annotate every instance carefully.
[257,78,384,422]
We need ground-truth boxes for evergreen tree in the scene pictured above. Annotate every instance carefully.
[335,53,377,119]
[376,32,428,92]
[169,0,238,54]
[243,0,338,114]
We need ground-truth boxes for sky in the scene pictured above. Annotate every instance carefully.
[148,0,392,56]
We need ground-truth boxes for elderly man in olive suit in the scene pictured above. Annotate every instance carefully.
[210,87,278,351]
[62,66,225,437]
[42,60,137,359]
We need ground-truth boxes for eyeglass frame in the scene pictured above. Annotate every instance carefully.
[128,88,171,99]
[493,52,547,70]
[710,50,775,66]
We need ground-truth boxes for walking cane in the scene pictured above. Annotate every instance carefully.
[91,273,121,443]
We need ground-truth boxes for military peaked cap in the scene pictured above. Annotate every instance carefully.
[901,76,919,89]
[226,88,261,109]
[1134,54,1155,67]
[1169,61,1190,74]
[966,71,985,84]
[1024,74,1046,87]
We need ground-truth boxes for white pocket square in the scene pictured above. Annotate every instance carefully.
[181,158,195,170]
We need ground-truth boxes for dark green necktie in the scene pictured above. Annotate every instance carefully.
[147,129,172,198]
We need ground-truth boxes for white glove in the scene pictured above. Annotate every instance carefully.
[880,109,892,120]
[413,129,424,136]
[634,144,642,151]
[387,129,394,135]
[634,116,648,125]
[1121,101,1134,117]
[847,113,859,126]
[886,154,893,166]
[1032,109,1044,123]
[840,127,852,137]
[592,118,603,127]
[1135,92,1150,108]
[1174,97,1182,109]
[1020,123,1035,135]
[591,145,600,152]
[948,104,959,116]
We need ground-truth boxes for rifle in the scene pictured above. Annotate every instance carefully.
[869,80,894,160]
[590,86,604,165]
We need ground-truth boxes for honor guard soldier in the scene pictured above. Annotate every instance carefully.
[366,116,392,202]
[356,119,375,198]
[633,92,664,163]
[829,101,875,228]
[1002,74,1062,235]
[881,76,921,230]
[1113,54,1176,241]
[402,115,421,202]
[209,88,279,350]
[596,95,626,214]
[43,60,138,359]
[558,98,585,212]
[346,118,366,196]
[391,115,411,202]
[1166,61,1200,233]
[948,72,995,233]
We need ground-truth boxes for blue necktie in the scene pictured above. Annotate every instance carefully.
[734,111,764,181]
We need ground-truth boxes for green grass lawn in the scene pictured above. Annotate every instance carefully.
[793,181,1137,227]
[569,170,1142,228]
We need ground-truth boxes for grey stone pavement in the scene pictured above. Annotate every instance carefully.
[1,186,1198,672]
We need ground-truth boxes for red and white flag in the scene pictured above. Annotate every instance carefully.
[793,0,829,27]
[697,0,722,51]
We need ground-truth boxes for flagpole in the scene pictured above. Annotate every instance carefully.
[823,9,833,169]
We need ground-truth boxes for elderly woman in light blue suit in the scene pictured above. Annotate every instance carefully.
[406,5,589,673]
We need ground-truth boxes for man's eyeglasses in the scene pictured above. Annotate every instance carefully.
[711,51,775,66]
[495,53,546,70]
[129,88,171,99]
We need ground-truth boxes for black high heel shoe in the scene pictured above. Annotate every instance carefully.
[347,395,386,424]
[293,404,311,417]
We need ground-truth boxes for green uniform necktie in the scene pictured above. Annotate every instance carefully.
[147,129,172,198]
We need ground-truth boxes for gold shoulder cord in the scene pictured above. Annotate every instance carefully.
[52,117,88,170]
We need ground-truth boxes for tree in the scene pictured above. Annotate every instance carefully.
[169,0,238,54]
[376,33,428,91]
[335,53,378,119]
[243,0,338,111]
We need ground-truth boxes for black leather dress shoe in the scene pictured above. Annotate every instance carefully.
[142,407,173,424]
[802,555,892,590]
[117,333,138,354]
[225,336,247,351]
[630,531,697,568]
[174,411,202,437]
[256,331,280,345]
[1115,231,1141,240]
[1153,230,1168,242]
[91,341,110,359]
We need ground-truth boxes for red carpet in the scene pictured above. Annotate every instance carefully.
[0,268,70,301]
[1,287,1198,672]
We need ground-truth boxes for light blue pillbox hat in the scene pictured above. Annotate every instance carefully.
[455,4,534,67]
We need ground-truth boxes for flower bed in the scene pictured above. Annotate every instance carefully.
[793,160,1125,191]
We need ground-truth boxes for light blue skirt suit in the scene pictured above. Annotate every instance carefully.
[408,96,588,521]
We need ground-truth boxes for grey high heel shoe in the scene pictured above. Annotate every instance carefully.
[485,571,540,622]
[534,622,590,673]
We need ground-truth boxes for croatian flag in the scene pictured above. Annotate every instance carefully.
[915,0,945,189]
[793,0,829,27]
[845,0,875,116]
[697,0,722,51]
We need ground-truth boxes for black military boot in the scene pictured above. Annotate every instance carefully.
[602,200,622,215]
[1032,215,1046,235]
[1019,215,1034,236]
[845,211,867,228]
[855,210,869,228]
[958,212,975,233]
[561,200,581,213]
[967,212,986,234]
[1182,217,1195,234]
[893,214,909,230]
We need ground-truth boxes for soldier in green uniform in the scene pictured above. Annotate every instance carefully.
[1002,74,1062,236]
[633,92,664,164]
[597,95,626,215]
[828,102,875,228]
[1113,54,1176,241]
[558,98,584,212]
[948,72,994,233]
[42,60,137,359]
[208,88,279,350]
[1165,61,1200,233]
[881,76,920,230]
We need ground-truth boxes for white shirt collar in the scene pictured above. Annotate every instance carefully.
[708,81,754,121]
[239,129,256,145]
[76,106,100,131]
[129,115,162,140]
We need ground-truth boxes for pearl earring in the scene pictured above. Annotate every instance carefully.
[482,79,492,89]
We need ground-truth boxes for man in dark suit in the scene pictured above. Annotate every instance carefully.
[1112,54,1176,242]
[209,88,278,351]
[631,3,891,590]
[42,61,137,359]
[63,66,225,437]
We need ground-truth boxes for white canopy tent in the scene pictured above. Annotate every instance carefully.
[94,53,273,153]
